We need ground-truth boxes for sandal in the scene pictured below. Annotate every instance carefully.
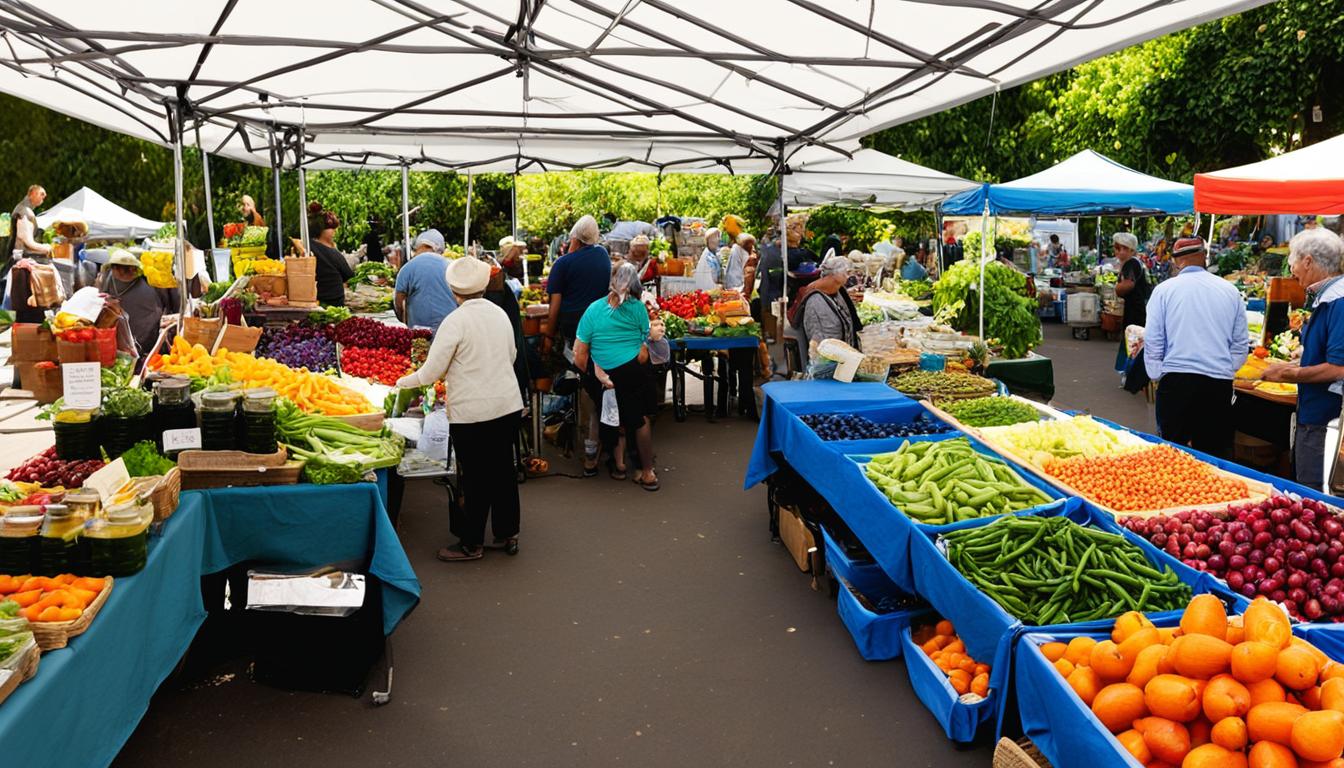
[635,473,660,492]
[582,452,599,478]
[485,537,520,556]
[436,544,483,562]
[607,457,627,481]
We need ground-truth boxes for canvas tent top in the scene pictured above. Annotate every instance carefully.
[0,1,1268,173]
[942,149,1194,216]
[780,149,977,211]
[35,186,164,241]
[1194,134,1344,215]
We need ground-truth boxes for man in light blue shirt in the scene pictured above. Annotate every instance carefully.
[394,229,458,333]
[1143,236,1248,458]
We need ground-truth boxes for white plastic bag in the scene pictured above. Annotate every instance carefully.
[421,408,450,461]
[600,389,620,427]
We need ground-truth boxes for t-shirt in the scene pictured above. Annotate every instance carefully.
[548,244,611,318]
[98,273,178,357]
[310,240,354,305]
[1297,278,1344,425]
[576,296,650,370]
[1119,257,1151,329]
[607,221,656,241]
[394,252,458,331]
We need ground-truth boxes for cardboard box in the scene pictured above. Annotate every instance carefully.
[56,338,90,364]
[777,504,815,573]
[10,324,58,363]
[30,364,63,405]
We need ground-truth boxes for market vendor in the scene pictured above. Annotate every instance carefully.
[396,256,523,561]
[239,194,265,227]
[1143,236,1248,459]
[723,233,755,292]
[693,227,723,290]
[1113,232,1151,373]
[624,234,657,284]
[394,228,456,332]
[498,235,526,280]
[3,184,50,315]
[1262,229,1344,490]
[307,201,354,306]
[787,254,862,370]
[97,248,179,363]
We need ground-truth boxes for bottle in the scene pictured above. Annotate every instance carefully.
[241,388,278,455]
[152,377,196,456]
[199,391,239,451]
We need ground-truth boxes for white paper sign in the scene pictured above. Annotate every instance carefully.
[61,362,102,409]
[163,427,202,451]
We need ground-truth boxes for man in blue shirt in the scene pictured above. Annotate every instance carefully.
[545,214,614,351]
[1143,236,1248,459]
[1263,229,1344,490]
[393,229,458,333]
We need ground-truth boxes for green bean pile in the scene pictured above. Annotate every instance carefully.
[942,516,1192,626]
[942,396,1043,427]
[863,437,1053,525]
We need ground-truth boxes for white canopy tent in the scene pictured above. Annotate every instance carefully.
[35,186,165,241]
[0,0,1267,313]
[780,149,978,211]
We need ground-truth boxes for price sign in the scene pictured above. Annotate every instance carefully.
[163,427,202,452]
[61,362,101,410]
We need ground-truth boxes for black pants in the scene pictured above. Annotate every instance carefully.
[450,411,522,548]
[1155,373,1234,459]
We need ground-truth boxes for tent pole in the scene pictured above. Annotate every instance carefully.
[777,142,787,325]
[979,201,990,341]
[400,161,411,262]
[514,174,526,287]
[171,92,188,331]
[934,205,944,276]
[464,169,474,255]
[297,131,310,256]
[197,126,216,253]
[1207,214,1216,259]
[269,125,282,259]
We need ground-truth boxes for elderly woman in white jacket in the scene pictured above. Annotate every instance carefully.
[396,257,524,561]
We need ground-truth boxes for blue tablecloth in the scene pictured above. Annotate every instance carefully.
[673,335,761,351]
[0,482,420,768]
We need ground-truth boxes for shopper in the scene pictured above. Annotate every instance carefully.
[397,257,523,561]
[97,249,180,363]
[694,227,723,290]
[394,229,457,332]
[1262,229,1344,490]
[362,215,384,262]
[306,202,354,306]
[1143,236,1248,459]
[788,254,862,370]
[239,194,266,227]
[625,234,657,283]
[498,235,526,280]
[723,233,755,292]
[573,262,658,491]
[3,184,50,313]
[483,255,530,402]
[1113,232,1152,373]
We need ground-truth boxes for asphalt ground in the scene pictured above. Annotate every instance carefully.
[111,320,1150,768]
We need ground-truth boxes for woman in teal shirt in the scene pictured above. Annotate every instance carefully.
[574,262,658,490]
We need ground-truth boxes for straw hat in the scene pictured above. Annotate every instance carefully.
[445,256,491,294]
[107,248,141,269]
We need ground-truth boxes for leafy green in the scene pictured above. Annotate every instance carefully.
[308,305,352,325]
[101,354,135,389]
[300,456,366,485]
[101,386,152,418]
[932,259,1041,359]
[0,599,18,619]
[712,323,761,338]
[154,222,177,240]
[202,281,231,303]
[120,440,176,477]
[659,311,687,339]
[347,261,395,287]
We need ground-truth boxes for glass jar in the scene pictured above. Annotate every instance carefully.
[153,377,197,455]
[62,489,102,520]
[241,388,278,455]
[86,500,151,577]
[0,510,44,575]
[37,504,89,576]
[199,391,239,451]
[53,408,100,461]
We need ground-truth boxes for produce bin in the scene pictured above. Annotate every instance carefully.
[900,618,1006,744]
[835,580,921,661]
[821,526,901,601]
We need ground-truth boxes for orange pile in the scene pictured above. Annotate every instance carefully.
[914,619,991,698]
[0,573,107,622]
[1043,594,1344,767]
[1042,444,1250,511]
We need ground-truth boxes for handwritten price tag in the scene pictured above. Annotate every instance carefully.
[163,428,202,452]
[61,362,102,410]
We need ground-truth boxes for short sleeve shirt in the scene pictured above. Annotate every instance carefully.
[576,297,650,370]
[548,244,612,317]
[394,253,458,331]
[1298,279,1344,425]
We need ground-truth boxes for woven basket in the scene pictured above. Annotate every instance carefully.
[993,737,1052,768]
[31,577,113,651]
[0,640,38,706]
[150,467,181,522]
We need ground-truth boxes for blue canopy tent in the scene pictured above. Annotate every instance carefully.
[940,150,1193,339]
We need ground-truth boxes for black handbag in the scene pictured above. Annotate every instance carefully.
[1123,348,1151,394]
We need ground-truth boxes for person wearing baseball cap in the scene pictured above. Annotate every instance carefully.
[1142,235,1248,459]
[394,228,457,333]
[396,255,524,561]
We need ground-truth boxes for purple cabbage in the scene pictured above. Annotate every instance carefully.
[256,324,339,372]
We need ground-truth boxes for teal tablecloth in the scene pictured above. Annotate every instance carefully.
[0,482,420,768]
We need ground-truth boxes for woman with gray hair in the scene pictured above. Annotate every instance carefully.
[1263,228,1344,490]
[1113,231,1151,373]
[573,262,660,490]
[786,253,863,370]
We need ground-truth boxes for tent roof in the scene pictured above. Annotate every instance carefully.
[781,148,977,210]
[1194,134,1344,215]
[0,1,1267,172]
[942,149,1194,216]
[35,186,164,240]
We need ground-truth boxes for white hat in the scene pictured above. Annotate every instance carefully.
[107,248,140,269]
[413,228,445,253]
[498,235,522,252]
[445,256,491,295]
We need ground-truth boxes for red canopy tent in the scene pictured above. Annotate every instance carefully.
[1194,134,1344,214]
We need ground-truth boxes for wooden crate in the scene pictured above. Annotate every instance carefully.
[177,448,303,490]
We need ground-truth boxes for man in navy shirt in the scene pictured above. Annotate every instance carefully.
[545,214,613,351]
[1263,228,1344,490]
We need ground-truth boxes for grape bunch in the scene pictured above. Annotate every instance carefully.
[800,412,953,441]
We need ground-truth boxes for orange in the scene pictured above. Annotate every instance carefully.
[1291,638,1329,670]
[970,673,989,698]
[1211,716,1249,751]
[1068,665,1103,707]
[1171,634,1234,679]
[1301,686,1324,710]
[948,669,971,695]
[974,664,991,677]
[1249,679,1289,707]
[1130,645,1171,689]
[1158,626,1181,645]
[1247,701,1308,746]
[1189,718,1212,749]
[1291,710,1344,763]
[1092,682,1149,733]
[1321,678,1344,713]
[1204,675,1252,722]
[1249,740,1300,768]
[1120,627,1162,664]
[1116,729,1151,764]
[1182,743,1248,768]
[1114,611,1156,643]
[1091,640,1135,682]
[1228,620,1247,645]
[1054,658,1076,677]
[1041,642,1068,663]
[922,638,942,656]
[1181,595,1229,641]
[935,619,954,636]
[945,639,967,655]
[1146,674,1203,723]
[1245,599,1293,649]
[1233,642,1282,684]
[1066,636,1098,666]
[1321,663,1344,683]
[1276,646,1321,691]
[1133,717,1190,765]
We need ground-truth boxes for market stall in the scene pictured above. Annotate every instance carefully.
[35,187,165,242]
